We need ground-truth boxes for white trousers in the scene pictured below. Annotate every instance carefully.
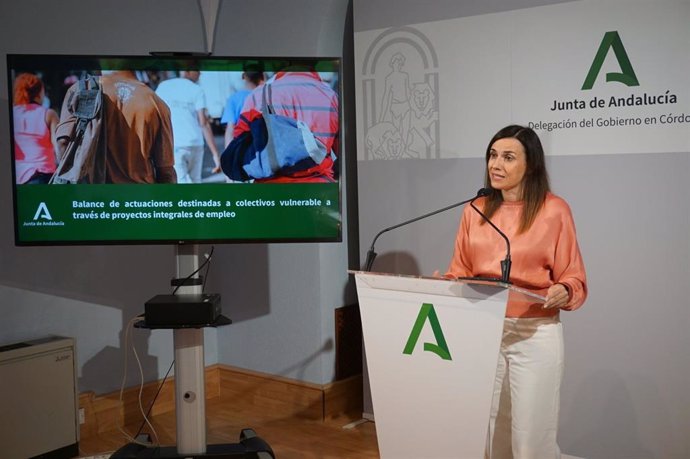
[173,145,204,184]
[485,316,564,459]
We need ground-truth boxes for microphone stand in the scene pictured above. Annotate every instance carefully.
[363,189,489,272]
[470,201,512,283]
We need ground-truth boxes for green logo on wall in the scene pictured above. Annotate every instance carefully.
[403,303,452,361]
[582,31,639,90]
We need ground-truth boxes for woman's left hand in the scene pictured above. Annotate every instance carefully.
[543,283,569,309]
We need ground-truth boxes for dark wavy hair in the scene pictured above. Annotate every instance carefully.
[243,62,265,86]
[481,125,550,233]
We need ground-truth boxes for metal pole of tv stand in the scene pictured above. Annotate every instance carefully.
[173,243,206,455]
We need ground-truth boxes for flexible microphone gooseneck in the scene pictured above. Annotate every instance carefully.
[363,188,491,272]
[469,199,512,283]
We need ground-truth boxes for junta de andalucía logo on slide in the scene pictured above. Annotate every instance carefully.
[23,202,64,227]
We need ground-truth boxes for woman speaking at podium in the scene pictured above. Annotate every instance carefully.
[445,125,587,459]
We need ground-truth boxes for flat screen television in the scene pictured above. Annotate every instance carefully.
[6,54,342,245]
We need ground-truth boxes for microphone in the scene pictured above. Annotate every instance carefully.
[363,188,491,272]
[470,197,512,283]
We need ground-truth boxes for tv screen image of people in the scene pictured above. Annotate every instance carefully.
[7,55,342,245]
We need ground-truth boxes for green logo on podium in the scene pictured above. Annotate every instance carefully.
[582,31,639,90]
[403,303,452,361]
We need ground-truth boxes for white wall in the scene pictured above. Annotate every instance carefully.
[206,0,355,385]
[0,0,209,394]
[354,1,690,458]
[0,0,356,393]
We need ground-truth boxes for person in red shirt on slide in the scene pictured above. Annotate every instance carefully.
[222,63,339,184]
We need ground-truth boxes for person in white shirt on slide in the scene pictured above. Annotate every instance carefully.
[156,70,220,183]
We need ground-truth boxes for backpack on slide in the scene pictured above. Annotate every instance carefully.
[51,75,106,184]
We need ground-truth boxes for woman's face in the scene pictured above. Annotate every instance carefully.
[488,137,528,201]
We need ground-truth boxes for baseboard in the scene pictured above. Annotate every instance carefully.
[79,364,362,439]
[79,364,220,439]
[324,373,363,420]
[216,364,363,421]
[216,364,324,420]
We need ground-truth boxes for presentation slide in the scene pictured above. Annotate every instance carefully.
[8,55,341,244]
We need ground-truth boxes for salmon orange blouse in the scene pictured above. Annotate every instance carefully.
[446,192,587,318]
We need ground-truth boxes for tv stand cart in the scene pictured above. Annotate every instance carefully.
[110,244,274,459]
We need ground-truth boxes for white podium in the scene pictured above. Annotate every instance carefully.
[351,271,545,459]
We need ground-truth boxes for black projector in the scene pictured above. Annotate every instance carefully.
[144,293,221,327]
